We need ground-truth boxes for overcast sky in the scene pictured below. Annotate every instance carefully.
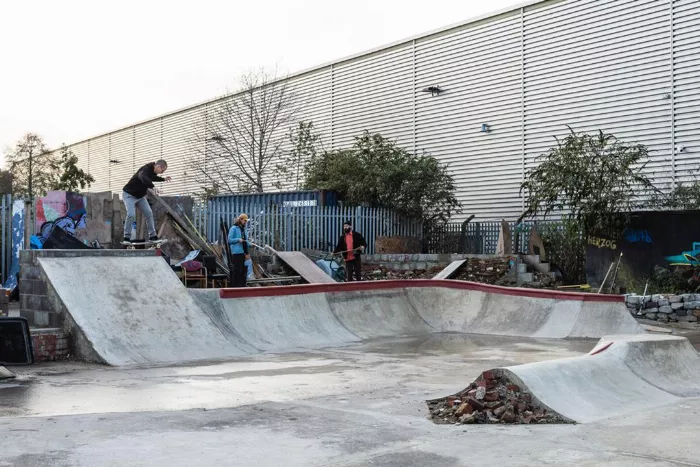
[0,0,522,163]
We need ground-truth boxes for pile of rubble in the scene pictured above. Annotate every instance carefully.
[453,257,513,285]
[362,265,445,281]
[625,294,700,323]
[427,370,569,425]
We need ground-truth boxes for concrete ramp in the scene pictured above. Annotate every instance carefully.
[0,366,14,380]
[39,256,251,366]
[432,260,466,280]
[496,334,700,423]
[275,252,335,283]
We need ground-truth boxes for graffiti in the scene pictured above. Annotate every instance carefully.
[35,191,87,234]
[624,228,653,244]
[587,235,617,250]
[3,200,25,291]
[665,242,700,265]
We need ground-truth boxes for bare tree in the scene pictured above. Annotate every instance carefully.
[189,68,300,194]
[4,133,57,200]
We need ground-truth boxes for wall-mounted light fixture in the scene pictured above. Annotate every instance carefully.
[422,85,444,97]
[481,124,491,133]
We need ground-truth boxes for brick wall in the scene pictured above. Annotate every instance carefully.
[31,328,70,362]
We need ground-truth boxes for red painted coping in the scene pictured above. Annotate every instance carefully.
[219,279,624,303]
[589,342,614,356]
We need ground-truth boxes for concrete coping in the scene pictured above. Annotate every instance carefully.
[219,279,624,303]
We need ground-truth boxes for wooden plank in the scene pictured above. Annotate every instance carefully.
[432,259,467,280]
[275,251,335,284]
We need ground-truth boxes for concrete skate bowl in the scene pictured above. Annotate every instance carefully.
[430,334,700,424]
[37,255,644,366]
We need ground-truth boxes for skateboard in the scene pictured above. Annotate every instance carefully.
[121,239,169,250]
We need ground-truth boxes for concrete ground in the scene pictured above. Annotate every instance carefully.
[2,333,700,466]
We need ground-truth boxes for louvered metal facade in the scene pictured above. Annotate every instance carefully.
[59,0,700,221]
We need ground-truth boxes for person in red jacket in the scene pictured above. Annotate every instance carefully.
[334,220,367,281]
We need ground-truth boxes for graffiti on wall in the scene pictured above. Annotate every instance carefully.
[665,242,700,265]
[623,228,653,244]
[36,191,87,237]
[3,200,25,290]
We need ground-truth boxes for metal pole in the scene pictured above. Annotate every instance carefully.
[597,262,615,294]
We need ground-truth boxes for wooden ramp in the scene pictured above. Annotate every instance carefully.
[276,252,335,284]
[432,259,467,280]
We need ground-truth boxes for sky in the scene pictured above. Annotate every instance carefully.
[0,0,523,164]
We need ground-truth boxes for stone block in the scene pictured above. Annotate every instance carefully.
[693,310,700,318]
[683,302,698,310]
[652,294,663,302]
[682,294,692,302]
[676,309,688,317]
[646,307,659,314]
[658,306,673,314]
[678,315,699,322]
[669,313,678,321]
[645,313,657,320]
[626,295,642,305]
[658,299,670,307]
[672,303,684,310]
[693,294,700,302]
[645,301,658,310]
[669,295,682,304]
[657,314,669,323]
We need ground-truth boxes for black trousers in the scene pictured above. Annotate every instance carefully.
[345,256,362,281]
[231,254,247,287]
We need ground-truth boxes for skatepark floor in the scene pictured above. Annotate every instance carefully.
[2,333,700,466]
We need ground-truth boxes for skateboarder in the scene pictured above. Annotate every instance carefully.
[334,220,366,281]
[122,160,170,242]
[228,214,250,287]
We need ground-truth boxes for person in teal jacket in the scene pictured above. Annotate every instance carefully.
[227,214,249,287]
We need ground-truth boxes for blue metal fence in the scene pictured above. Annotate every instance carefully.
[201,201,421,254]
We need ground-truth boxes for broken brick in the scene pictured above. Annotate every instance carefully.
[455,403,473,417]
[481,370,495,381]
[506,384,520,392]
[484,390,500,402]
[467,397,485,412]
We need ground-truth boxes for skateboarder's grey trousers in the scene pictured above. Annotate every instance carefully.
[122,191,156,238]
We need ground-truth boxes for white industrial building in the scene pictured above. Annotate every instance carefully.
[61,0,700,220]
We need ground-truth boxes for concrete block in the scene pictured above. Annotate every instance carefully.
[33,280,48,296]
[658,299,670,307]
[658,306,673,314]
[19,280,33,295]
[34,311,50,327]
[669,295,682,303]
[671,303,684,310]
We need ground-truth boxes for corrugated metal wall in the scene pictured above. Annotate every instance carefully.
[673,0,700,183]
[60,0,700,221]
